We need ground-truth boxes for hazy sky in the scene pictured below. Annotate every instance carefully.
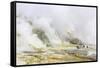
[16,3,96,45]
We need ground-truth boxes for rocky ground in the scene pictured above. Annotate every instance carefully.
[16,44,96,65]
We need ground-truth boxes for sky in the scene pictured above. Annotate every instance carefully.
[16,3,96,45]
